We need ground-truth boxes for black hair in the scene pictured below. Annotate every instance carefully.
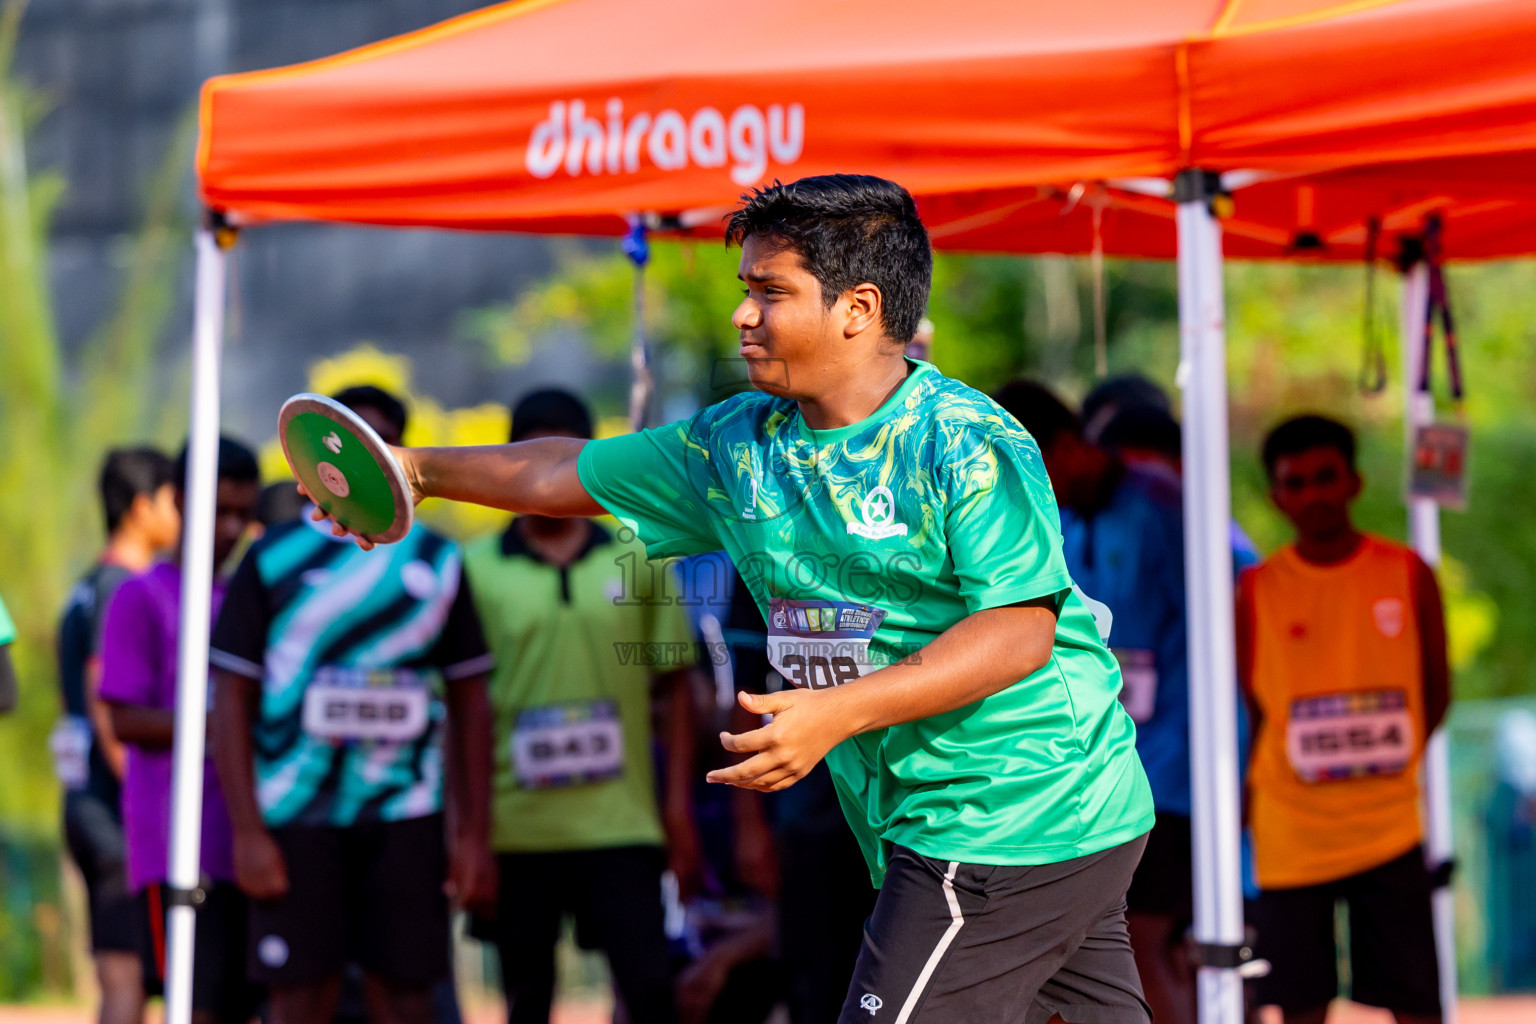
[256,481,308,528]
[992,379,1081,449]
[174,436,260,491]
[1081,373,1172,442]
[726,174,932,343]
[1261,415,1357,479]
[332,385,408,439]
[509,388,593,443]
[100,447,175,534]
[1099,405,1182,463]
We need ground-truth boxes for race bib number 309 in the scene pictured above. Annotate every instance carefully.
[767,598,888,690]
[1286,689,1415,783]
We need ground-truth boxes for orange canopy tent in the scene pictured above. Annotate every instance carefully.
[922,155,1536,260]
[168,6,1531,1024]
[197,0,1536,253]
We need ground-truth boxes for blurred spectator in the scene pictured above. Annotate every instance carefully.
[1084,377,1263,577]
[254,481,307,532]
[677,550,869,1024]
[1239,415,1450,1024]
[1081,373,1173,445]
[996,380,1196,1024]
[1097,404,1183,481]
[1488,709,1536,990]
[672,552,783,1024]
[99,437,261,1024]
[55,447,179,1024]
[463,389,698,1024]
[210,387,494,1024]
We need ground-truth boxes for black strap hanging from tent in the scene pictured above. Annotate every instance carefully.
[1358,216,1387,395]
[1419,213,1464,403]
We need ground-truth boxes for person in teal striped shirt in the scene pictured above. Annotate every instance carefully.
[212,386,495,1024]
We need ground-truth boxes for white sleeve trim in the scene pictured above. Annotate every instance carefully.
[442,652,495,681]
[209,648,264,680]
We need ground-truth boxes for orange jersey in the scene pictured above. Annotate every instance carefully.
[1244,535,1426,889]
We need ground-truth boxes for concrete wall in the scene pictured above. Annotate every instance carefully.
[17,0,613,442]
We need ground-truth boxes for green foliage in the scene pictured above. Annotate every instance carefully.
[0,7,195,992]
[463,239,746,405]
[0,42,196,837]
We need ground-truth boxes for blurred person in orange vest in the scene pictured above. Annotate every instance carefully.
[1238,415,1450,1024]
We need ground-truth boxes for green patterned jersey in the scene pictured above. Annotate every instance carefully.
[577,360,1153,883]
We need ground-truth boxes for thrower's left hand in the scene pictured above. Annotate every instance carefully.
[706,688,849,792]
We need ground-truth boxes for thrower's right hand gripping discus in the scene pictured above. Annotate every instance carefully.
[278,394,414,544]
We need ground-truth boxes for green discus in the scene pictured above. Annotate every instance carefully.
[277,393,413,544]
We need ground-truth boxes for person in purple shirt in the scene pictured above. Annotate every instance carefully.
[100,437,261,1024]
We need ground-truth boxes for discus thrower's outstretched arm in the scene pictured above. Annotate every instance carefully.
[307,437,606,548]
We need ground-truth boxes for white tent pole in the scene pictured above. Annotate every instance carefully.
[164,225,230,1024]
[1399,258,1459,1024]
[1175,170,1247,1024]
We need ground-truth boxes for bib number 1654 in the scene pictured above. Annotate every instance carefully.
[1286,690,1414,783]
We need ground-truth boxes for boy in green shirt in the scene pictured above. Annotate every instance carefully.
[312,174,1153,1024]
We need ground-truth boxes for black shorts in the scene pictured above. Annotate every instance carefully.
[146,881,260,1019]
[1124,812,1193,920]
[247,813,450,989]
[63,792,147,956]
[472,846,674,1024]
[839,836,1152,1024]
[1254,845,1441,1017]
[779,816,880,1024]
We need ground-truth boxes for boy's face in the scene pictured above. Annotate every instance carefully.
[135,483,182,550]
[213,479,260,569]
[176,478,260,570]
[1269,445,1360,540]
[732,234,881,399]
[353,404,404,448]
